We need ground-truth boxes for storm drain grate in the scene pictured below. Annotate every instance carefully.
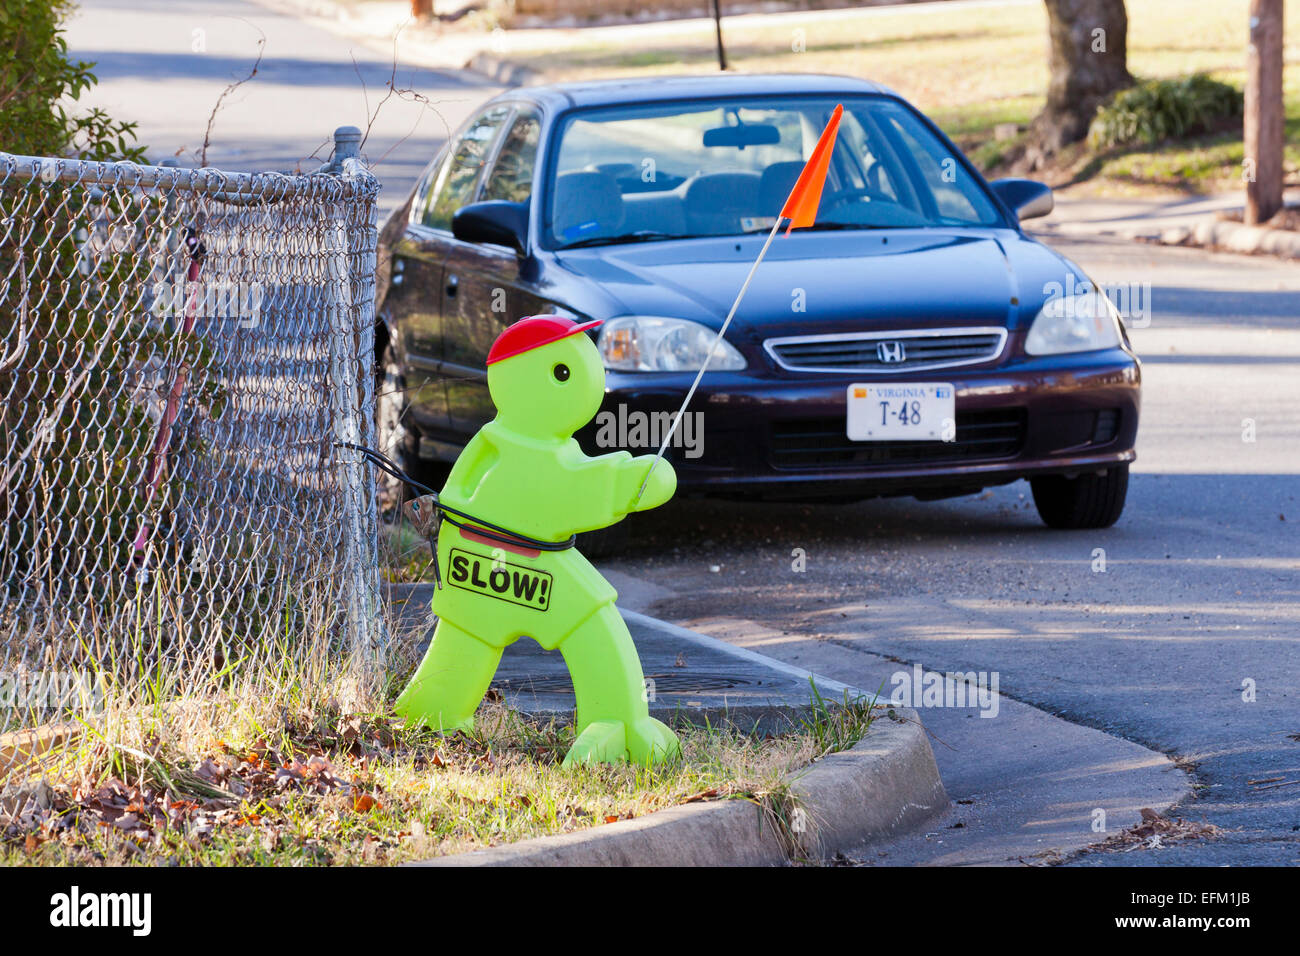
[495,673,757,694]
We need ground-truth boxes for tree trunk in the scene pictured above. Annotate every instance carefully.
[712,0,728,71]
[1032,0,1132,157]
[1244,0,1285,225]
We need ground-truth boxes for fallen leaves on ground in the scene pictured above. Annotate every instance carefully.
[1095,807,1221,853]
[2,717,389,865]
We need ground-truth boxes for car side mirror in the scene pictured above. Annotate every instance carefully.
[990,178,1054,221]
[452,200,529,254]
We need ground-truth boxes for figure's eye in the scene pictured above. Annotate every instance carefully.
[552,363,570,382]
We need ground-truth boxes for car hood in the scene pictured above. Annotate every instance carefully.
[553,228,1081,343]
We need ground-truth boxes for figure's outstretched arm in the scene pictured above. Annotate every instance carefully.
[566,450,676,527]
[443,431,499,506]
[622,454,675,512]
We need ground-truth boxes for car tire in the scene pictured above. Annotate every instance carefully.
[1030,464,1129,529]
[375,352,441,510]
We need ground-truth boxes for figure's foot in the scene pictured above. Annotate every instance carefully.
[562,720,628,767]
[561,717,681,767]
[393,685,475,735]
[627,716,681,767]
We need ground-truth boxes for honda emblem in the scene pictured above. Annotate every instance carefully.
[876,340,906,364]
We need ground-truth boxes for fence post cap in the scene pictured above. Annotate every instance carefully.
[333,126,363,161]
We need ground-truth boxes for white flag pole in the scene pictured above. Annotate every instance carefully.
[636,215,786,500]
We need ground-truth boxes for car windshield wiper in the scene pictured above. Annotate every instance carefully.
[799,221,899,232]
[558,230,702,250]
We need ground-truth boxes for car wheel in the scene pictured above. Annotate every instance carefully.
[1030,464,1129,529]
[375,352,439,510]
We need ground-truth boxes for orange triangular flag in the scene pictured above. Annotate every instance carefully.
[779,104,843,234]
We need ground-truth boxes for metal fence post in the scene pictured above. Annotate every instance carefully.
[323,125,386,691]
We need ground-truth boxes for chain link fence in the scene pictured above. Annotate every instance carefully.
[0,130,386,753]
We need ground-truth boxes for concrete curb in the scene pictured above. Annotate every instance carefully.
[1179,217,1300,259]
[1041,210,1300,260]
[410,699,947,866]
[619,608,856,697]
[0,723,80,789]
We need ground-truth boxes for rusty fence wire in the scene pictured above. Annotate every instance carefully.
[0,134,386,751]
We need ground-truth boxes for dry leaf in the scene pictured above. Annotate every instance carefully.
[353,794,379,813]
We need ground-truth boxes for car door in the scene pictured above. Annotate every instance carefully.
[437,104,551,437]
[385,158,451,440]
[413,103,515,438]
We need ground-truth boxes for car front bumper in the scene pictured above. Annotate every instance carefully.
[575,346,1141,501]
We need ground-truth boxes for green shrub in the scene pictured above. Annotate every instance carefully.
[0,0,145,159]
[1088,74,1243,151]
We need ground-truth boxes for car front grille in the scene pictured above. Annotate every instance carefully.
[770,409,1027,470]
[764,327,1007,373]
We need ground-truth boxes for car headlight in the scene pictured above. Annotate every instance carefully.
[597,315,747,372]
[1025,290,1124,355]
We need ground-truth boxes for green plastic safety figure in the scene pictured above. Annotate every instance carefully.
[394,315,681,767]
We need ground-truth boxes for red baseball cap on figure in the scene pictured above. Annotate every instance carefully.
[485,315,603,366]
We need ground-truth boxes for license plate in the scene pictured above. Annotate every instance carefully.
[846,383,955,441]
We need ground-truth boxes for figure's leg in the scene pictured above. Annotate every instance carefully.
[558,603,681,767]
[395,619,502,734]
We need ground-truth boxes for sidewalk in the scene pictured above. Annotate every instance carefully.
[660,612,1190,866]
[1032,187,1300,259]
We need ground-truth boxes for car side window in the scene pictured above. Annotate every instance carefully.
[481,109,541,204]
[409,156,444,225]
[883,112,998,224]
[423,105,511,230]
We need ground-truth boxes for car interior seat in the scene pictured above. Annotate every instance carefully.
[758,161,806,219]
[683,171,762,235]
[552,169,626,244]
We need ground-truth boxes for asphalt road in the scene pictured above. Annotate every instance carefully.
[611,235,1300,865]
[64,0,496,214]
[63,0,1298,866]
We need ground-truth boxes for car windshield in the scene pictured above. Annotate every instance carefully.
[545,95,1004,249]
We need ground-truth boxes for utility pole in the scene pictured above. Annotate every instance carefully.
[712,0,728,71]
[1245,0,1284,225]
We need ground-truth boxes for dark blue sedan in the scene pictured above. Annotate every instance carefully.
[376,74,1140,541]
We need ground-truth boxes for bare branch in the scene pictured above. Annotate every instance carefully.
[198,22,267,168]
[347,18,452,172]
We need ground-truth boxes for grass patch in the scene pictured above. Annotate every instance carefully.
[477,0,1297,195]
[3,681,877,865]
[379,512,436,583]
